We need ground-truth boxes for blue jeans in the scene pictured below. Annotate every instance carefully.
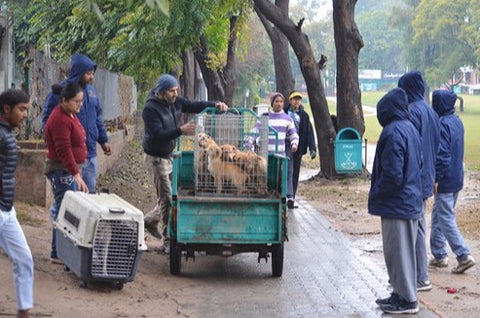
[82,156,98,194]
[430,192,470,261]
[47,170,79,258]
[0,207,34,310]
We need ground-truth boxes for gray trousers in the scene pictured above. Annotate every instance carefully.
[144,154,173,241]
[381,217,418,302]
[415,200,429,283]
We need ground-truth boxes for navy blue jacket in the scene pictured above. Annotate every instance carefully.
[368,88,423,220]
[398,71,440,200]
[142,90,216,158]
[285,105,316,155]
[42,54,109,159]
[432,90,464,193]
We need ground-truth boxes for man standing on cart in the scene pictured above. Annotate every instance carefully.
[142,74,228,252]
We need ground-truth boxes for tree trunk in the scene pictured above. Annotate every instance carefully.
[194,36,225,102]
[181,50,196,99]
[255,0,295,98]
[254,0,336,178]
[333,0,365,136]
[193,14,240,106]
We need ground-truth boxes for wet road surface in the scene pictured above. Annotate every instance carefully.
[165,199,439,317]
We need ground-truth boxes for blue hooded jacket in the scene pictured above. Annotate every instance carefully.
[42,54,108,158]
[368,88,423,220]
[398,71,440,199]
[432,90,464,193]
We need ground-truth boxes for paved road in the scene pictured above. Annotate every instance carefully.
[166,199,439,317]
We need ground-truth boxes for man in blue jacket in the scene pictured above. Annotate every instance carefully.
[398,71,440,292]
[142,74,227,252]
[43,54,112,193]
[429,89,475,273]
[369,88,423,314]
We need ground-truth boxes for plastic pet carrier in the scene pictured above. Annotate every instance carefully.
[54,191,147,289]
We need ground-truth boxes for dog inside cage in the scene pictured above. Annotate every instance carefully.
[194,111,270,197]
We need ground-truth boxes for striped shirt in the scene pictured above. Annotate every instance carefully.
[266,110,299,156]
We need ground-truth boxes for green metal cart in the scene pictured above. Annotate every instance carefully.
[168,108,288,277]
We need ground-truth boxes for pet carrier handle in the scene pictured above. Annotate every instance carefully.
[109,207,125,214]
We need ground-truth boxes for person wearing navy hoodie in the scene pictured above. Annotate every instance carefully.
[142,74,228,252]
[369,88,423,314]
[42,53,112,194]
[398,71,440,292]
[429,89,475,274]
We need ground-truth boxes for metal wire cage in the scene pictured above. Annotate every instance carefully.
[193,109,269,197]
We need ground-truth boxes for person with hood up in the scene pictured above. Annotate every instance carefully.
[369,88,422,314]
[42,53,112,194]
[142,74,228,252]
[429,89,475,274]
[284,91,316,209]
[398,71,440,292]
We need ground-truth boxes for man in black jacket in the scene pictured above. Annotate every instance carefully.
[142,74,227,252]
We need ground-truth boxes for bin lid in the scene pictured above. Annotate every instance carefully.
[336,127,361,141]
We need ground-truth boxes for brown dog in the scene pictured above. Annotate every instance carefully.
[206,144,247,194]
[196,133,219,188]
[231,150,267,194]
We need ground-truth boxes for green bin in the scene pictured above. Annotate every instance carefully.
[334,127,362,174]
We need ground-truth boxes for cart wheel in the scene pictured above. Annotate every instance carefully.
[169,239,182,275]
[113,281,124,290]
[271,243,284,277]
[63,265,70,272]
[79,281,88,288]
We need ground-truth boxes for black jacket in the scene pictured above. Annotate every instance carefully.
[142,90,215,158]
[0,120,18,211]
[285,105,316,155]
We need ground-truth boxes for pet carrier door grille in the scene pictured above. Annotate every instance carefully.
[91,219,139,278]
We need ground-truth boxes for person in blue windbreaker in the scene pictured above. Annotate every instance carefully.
[398,71,440,292]
[42,53,112,194]
[429,89,476,274]
[369,88,423,315]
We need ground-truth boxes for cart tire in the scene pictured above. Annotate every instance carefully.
[79,281,88,288]
[271,243,284,277]
[113,281,124,290]
[170,239,182,275]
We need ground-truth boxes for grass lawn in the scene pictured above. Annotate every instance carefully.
[362,91,480,170]
[303,92,480,169]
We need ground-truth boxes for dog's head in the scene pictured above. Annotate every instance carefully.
[197,133,216,148]
[206,144,222,158]
[220,144,238,161]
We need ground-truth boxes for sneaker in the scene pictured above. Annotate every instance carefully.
[376,292,399,305]
[452,255,476,274]
[417,280,432,292]
[429,256,448,268]
[287,200,294,209]
[379,296,419,315]
[50,257,63,265]
[144,221,162,239]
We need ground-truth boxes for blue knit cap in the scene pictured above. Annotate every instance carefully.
[155,74,178,94]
